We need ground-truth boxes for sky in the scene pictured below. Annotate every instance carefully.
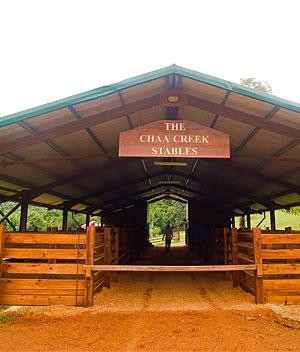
[0,0,299,117]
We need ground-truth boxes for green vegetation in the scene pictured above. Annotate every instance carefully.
[235,207,300,230]
[148,199,186,237]
[0,201,99,231]
[0,312,15,326]
[240,77,272,93]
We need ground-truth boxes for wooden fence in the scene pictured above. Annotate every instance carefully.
[224,227,300,304]
[0,225,132,307]
[1,224,299,306]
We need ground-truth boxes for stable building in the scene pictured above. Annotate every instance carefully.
[0,65,299,306]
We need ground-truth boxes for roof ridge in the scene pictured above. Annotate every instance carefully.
[0,64,299,127]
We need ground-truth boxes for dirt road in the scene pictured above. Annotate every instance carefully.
[1,271,299,352]
[1,248,299,351]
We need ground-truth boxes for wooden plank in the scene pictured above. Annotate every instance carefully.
[261,234,300,244]
[263,263,300,275]
[0,294,84,306]
[231,228,239,287]
[238,242,254,249]
[238,254,254,264]
[86,264,257,272]
[0,278,85,290]
[111,228,120,283]
[263,279,300,290]
[2,263,85,275]
[104,227,112,288]
[84,225,96,307]
[252,228,264,304]
[238,232,252,243]
[0,225,4,278]
[3,248,85,260]
[264,295,300,304]
[5,233,86,245]
[261,249,300,259]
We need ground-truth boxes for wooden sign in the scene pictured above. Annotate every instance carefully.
[119,120,230,158]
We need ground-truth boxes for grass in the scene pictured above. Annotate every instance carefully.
[150,231,186,247]
[0,312,16,326]
[249,210,300,230]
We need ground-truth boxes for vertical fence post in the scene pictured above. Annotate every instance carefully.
[252,227,264,303]
[231,228,239,287]
[104,227,112,288]
[111,228,120,283]
[84,224,96,307]
[223,228,231,281]
[0,225,5,278]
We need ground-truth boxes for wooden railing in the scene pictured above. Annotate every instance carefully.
[0,225,132,307]
[0,226,86,306]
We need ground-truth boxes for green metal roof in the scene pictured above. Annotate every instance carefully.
[1,64,300,128]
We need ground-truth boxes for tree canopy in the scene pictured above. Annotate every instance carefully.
[148,199,186,236]
[0,201,99,231]
[240,77,272,93]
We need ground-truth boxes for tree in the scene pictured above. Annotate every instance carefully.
[240,77,272,93]
[148,199,186,236]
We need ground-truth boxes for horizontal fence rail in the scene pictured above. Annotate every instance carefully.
[84,264,257,272]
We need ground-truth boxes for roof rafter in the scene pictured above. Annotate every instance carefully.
[0,95,160,154]
[204,159,300,195]
[188,94,300,140]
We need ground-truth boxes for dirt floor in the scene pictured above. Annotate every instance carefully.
[0,247,300,352]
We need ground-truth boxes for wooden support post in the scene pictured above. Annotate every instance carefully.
[223,228,231,281]
[231,228,240,287]
[62,202,68,232]
[111,228,120,283]
[252,227,264,304]
[84,224,96,307]
[85,213,90,230]
[19,191,29,232]
[104,227,112,288]
[231,216,235,228]
[0,225,5,278]
[246,213,251,231]
[270,203,276,231]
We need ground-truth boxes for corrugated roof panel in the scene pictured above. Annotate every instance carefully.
[33,193,65,205]
[52,129,100,157]
[240,129,292,155]
[89,115,130,152]
[121,78,165,104]
[178,105,215,127]
[271,108,300,129]
[25,108,75,131]
[181,77,226,104]
[128,105,163,128]
[0,164,56,185]
[274,192,300,205]
[214,116,255,150]
[74,92,120,118]
[0,123,31,144]
[226,92,273,117]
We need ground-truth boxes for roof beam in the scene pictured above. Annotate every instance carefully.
[205,160,300,194]
[234,106,280,153]
[27,159,135,202]
[174,170,272,208]
[64,171,164,208]
[100,183,232,211]
[0,95,160,155]
[210,91,230,128]
[188,95,300,140]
